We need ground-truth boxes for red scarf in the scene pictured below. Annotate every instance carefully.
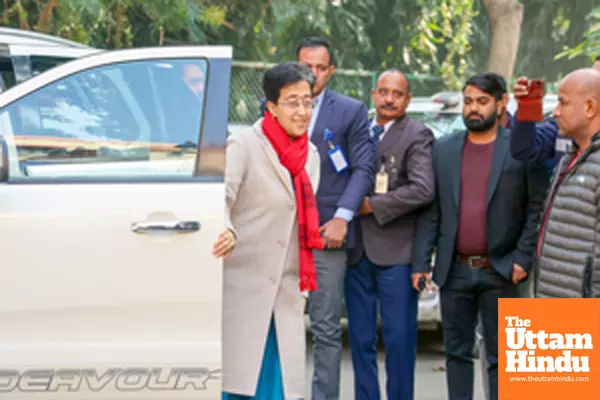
[262,111,324,292]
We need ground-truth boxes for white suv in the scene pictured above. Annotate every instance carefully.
[0,45,231,399]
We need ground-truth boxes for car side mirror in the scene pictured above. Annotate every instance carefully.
[0,136,8,182]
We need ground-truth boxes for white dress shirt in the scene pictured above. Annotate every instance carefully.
[308,89,326,138]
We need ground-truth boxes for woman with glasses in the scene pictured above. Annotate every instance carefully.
[213,61,322,399]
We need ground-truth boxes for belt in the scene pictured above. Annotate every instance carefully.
[456,254,491,269]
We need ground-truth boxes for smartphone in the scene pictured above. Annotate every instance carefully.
[418,275,427,292]
[526,79,544,99]
[517,79,544,121]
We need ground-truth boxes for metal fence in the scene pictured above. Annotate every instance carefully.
[228,61,445,126]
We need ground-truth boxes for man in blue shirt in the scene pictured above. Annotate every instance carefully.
[509,53,600,170]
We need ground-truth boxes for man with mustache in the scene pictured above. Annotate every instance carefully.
[412,72,548,400]
[346,70,435,400]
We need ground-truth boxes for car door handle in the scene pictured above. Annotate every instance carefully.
[131,220,201,234]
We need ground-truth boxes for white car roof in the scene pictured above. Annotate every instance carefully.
[0,27,91,49]
[6,44,100,58]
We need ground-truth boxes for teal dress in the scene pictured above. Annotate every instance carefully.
[222,317,284,399]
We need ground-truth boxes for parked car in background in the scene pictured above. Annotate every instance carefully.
[407,91,558,138]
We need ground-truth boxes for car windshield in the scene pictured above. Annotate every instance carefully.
[408,111,465,138]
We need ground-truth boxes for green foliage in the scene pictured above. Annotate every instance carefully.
[555,6,600,62]
[0,0,597,92]
[510,0,594,81]
[411,0,476,90]
[270,0,344,63]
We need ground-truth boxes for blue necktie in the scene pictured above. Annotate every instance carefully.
[372,125,384,149]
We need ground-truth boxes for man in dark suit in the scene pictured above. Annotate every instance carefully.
[295,37,375,400]
[346,70,435,400]
[412,72,548,400]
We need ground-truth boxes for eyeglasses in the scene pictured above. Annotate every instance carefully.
[278,99,316,111]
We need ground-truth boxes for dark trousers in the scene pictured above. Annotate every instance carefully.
[345,257,418,400]
[440,263,518,400]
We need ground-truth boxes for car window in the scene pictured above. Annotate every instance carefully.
[29,55,74,77]
[11,55,77,84]
[0,55,16,91]
[0,58,208,180]
[408,111,464,138]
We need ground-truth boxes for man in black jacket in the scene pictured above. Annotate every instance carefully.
[412,72,548,400]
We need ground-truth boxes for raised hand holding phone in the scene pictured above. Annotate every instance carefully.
[513,77,530,99]
[516,77,544,122]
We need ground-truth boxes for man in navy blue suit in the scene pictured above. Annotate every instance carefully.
[295,37,375,400]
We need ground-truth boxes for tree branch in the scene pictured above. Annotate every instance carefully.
[35,0,58,32]
[482,0,524,79]
[221,19,235,31]
[15,0,31,30]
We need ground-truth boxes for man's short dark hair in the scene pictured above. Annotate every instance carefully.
[379,69,412,94]
[595,52,600,62]
[263,61,315,104]
[296,36,335,66]
[463,72,507,100]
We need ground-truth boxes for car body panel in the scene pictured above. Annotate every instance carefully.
[0,45,231,399]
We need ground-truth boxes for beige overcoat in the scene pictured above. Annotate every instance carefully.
[222,119,320,399]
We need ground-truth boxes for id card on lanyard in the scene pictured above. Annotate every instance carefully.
[324,128,349,173]
[375,166,388,194]
[374,155,395,194]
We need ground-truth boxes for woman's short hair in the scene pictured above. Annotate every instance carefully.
[263,62,315,104]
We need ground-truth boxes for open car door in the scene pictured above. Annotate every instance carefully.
[0,45,231,400]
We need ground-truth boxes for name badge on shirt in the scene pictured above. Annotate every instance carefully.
[328,146,349,173]
[325,128,348,173]
[374,163,388,194]
[556,138,571,153]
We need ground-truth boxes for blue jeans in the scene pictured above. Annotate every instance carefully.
[222,317,283,399]
[345,257,418,400]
